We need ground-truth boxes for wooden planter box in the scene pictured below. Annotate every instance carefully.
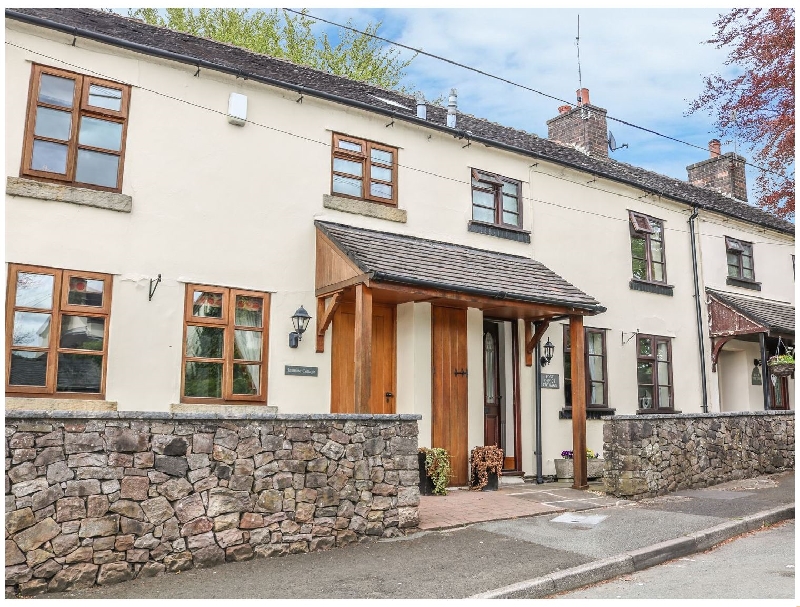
[470,470,499,491]
[555,458,605,480]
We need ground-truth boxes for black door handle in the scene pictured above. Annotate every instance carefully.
[454,369,468,376]
[385,392,394,398]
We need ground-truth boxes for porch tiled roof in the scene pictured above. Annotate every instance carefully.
[7,8,795,236]
[706,288,795,336]
[316,221,603,313]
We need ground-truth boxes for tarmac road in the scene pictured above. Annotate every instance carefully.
[553,520,796,600]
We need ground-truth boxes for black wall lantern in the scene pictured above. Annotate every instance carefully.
[540,338,554,367]
[289,305,312,348]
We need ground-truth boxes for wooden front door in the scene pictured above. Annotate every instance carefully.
[483,321,501,448]
[432,306,468,486]
[770,374,790,410]
[331,302,396,413]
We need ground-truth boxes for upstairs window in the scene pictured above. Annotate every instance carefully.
[725,237,755,281]
[331,133,397,206]
[629,211,666,284]
[6,264,112,397]
[471,169,521,228]
[21,64,130,192]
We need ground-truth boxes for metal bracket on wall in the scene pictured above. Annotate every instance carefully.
[621,330,638,345]
[148,274,162,301]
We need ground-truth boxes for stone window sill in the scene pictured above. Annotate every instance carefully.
[726,276,761,291]
[629,279,674,297]
[636,408,682,415]
[5,397,118,412]
[468,221,531,243]
[323,194,406,223]
[7,177,132,213]
[559,407,616,420]
[171,403,278,415]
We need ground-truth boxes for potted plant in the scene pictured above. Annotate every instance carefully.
[469,445,503,491]
[767,347,794,377]
[418,447,451,496]
[554,448,605,480]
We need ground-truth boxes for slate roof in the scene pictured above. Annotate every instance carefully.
[706,288,795,335]
[7,8,794,236]
[316,220,604,312]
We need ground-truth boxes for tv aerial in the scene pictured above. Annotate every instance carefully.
[608,130,628,153]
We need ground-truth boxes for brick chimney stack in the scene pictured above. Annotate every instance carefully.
[686,140,748,201]
[547,88,608,158]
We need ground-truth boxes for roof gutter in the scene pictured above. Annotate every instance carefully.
[371,271,606,315]
[7,9,793,237]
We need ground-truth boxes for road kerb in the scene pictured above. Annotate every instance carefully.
[466,505,795,599]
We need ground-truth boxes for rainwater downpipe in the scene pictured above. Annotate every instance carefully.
[688,207,709,413]
[534,341,544,483]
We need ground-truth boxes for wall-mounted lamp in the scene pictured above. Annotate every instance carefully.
[753,359,761,367]
[540,338,554,367]
[289,305,312,348]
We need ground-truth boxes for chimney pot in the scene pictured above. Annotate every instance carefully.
[446,88,457,128]
[415,92,427,120]
[558,105,572,114]
[709,139,721,158]
[577,88,590,105]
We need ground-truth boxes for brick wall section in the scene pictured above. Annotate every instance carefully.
[4,411,421,597]
[686,153,748,201]
[546,104,609,158]
[603,411,794,499]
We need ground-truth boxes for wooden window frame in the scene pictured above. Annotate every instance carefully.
[725,236,756,281]
[636,334,674,412]
[563,325,608,409]
[629,212,667,284]
[471,168,522,229]
[181,284,270,404]
[21,64,131,193]
[331,133,398,206]
[6,263,112,398]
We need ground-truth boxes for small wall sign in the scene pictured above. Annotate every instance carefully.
[541,373,560,389]
[751,366,762,385]
[285,365,318,377]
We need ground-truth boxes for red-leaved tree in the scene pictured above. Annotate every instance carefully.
[689,8,794,220]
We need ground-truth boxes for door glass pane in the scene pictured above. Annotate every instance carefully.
[15,273,54,308]
[68,277,105,307]
[502,194,518,213]
[235,296,263,327]
[233,330,262,361]
[333,157,362,177]
[656,341,669,361]
[370,182,392,199]
[79,117,123,151]
[472,189,494,208]
[75,149,119,188]
[12,312,51,347]
[590,382,604,405]
[473,206,494,223]
[88,84,123,111]
[588,355,604,380]
[637,361,653,385]
[370,149,392,165]
[371,165,392,182]
[39,74,75,108]
[233,364,260,395]
[657,362,670,385]
[192,291,223,318]
[638,337,652,357]
[56,353,102,392]
[31,140,68,174]
[34,107,72,141]
[338,140,362,153]
[502,211,519,226]
[483,332,496,404]
[60,315,105,351]
[332,174,362,197]
[658,387,671,409]
[9,350,48,386]
[638,386,653,409]
[185,326,224,358]
[184,362,223,397]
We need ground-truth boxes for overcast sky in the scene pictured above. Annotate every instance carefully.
[300,6,757,200]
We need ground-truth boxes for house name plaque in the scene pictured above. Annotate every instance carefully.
[541,374,560,389]
[285,365,318,377]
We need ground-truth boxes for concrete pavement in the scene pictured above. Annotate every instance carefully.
[33,471,794,600]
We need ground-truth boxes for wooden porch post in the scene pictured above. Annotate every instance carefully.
[570,315,588,489]
[354,283,373,413]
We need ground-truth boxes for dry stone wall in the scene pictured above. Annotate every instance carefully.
[603,411,794,499]
[5,411,421,596]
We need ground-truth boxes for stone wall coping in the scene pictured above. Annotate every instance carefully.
[5,409,422,421]
[610,410,794,421]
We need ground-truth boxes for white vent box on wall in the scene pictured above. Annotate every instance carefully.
[228,93,247,126]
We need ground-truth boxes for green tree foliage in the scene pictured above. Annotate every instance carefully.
[128,8,416,92]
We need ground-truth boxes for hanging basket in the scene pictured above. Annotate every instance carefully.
[768,359,795,377]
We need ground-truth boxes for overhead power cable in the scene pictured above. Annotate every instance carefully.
[285,8,790,181]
